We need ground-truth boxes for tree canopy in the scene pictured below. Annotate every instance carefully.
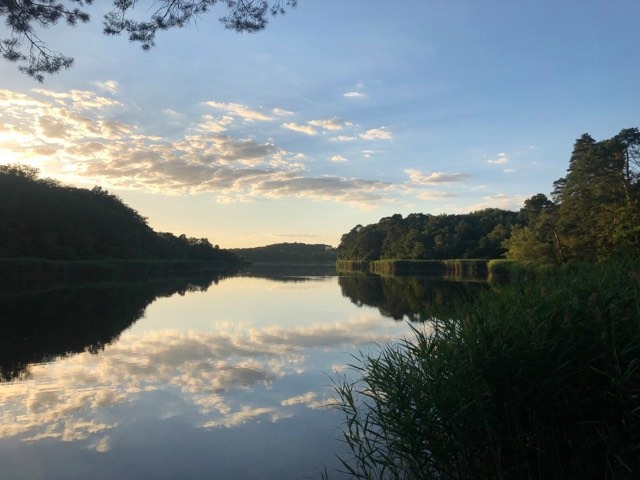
[0,163,242,264]
[338,127,640,265]
[337,209,523,262]
[0,0,297,81]
[505,127,640,263]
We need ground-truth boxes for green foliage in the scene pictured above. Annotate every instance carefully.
[508,128,640,263]
[333,258,640,479]
[0,164,242,265]
[232,242,337,265]
[338,210,522,262]
[502,225,558,263]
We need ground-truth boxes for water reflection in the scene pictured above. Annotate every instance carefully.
[0,276,223,382]
[239,264,336,281]
[0,270,409,479]
[339,274,486,321]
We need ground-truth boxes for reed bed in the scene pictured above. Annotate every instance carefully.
[337,259,490,278]
[332,257,640,479]
[336,260,372,273]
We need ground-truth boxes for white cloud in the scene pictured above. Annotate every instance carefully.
[282,118,352,135]
[38,116,67,138]
[163,108,184,119]
[281,122,318,136]
[503,168,517,173]
[205,101,272,122]
[405,169,471,185]
[249,175,396,207]
[360,127,393,141]
[0,89,46,108]
[91,80,118,94]
[469,193,528,211]
[344,91,365,98]
[308,117,352,131]
[272,108,294,117]
[330,135,356,142]
[197,114,234,133]
[32,88,121,109]
[416,190,460,200]
[0,88,410,208]
[488,152,509,164]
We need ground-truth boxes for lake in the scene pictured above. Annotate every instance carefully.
[0,267,484,479]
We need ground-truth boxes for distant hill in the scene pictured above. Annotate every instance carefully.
[0,164,241,266]
[232,242,337,265]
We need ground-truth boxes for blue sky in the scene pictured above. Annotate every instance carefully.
[1,0,638,247]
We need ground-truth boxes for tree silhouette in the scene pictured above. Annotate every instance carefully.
[0,0,297,81]
[0,164,243,264]
[506,128,640,263]
[337,209,522,262]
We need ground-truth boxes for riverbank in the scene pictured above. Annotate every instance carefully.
[337,258,506,280]
[0,258,243,288]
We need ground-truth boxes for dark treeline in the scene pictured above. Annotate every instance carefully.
[338,127,640,265]
[0,164,242,265]
[232,242,337,264]
[337,209,522,261]
[506,127,640,263]
[0,275,221,382]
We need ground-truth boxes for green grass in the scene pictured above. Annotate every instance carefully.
[332,257,640,479]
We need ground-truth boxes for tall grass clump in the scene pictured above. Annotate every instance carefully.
[337,260,371,273]
[333,257,640,479]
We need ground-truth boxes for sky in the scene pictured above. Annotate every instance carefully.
[1,0,639,248]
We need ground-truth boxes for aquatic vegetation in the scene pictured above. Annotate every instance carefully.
[333,258,640,479]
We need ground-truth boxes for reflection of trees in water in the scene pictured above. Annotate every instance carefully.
[238,264,337,282]
[0,275,223,382]
[339,274,486,321]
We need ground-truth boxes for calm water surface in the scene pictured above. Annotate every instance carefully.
[4,268,477,480]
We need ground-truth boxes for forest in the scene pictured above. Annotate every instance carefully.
[232,242,337,264]
[337,209,522,261]
[338,128,640,264]
[505,128,640,263]
[0,164,242,266]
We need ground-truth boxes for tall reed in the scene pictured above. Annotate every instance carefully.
[332,257,640,479]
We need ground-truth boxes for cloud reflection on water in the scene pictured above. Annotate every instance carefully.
[0,313,401,447]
